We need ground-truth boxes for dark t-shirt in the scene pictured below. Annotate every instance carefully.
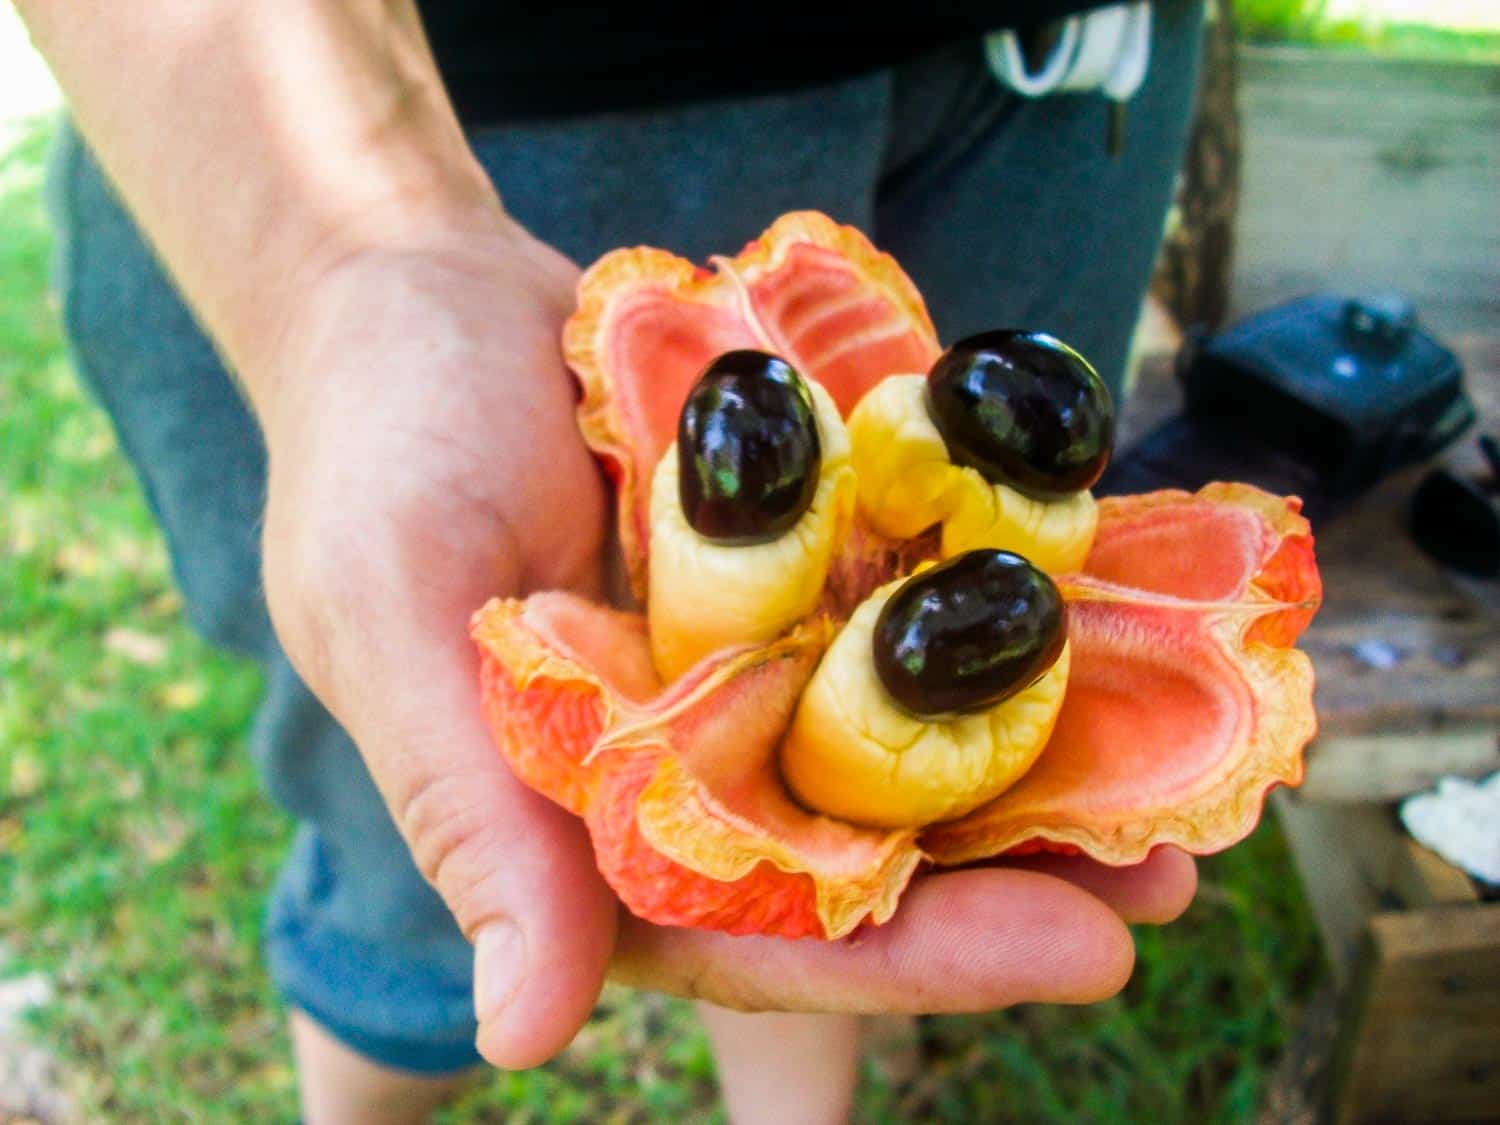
[420,3,1109,123]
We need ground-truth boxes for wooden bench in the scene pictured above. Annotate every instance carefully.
[1120,336,1499,1124]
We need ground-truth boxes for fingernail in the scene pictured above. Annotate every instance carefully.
[474,922,524,1022]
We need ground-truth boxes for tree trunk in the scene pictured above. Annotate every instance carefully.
[1151,0,1242,332]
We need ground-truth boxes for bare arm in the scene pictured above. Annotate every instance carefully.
[17,0,497,411]
[15,0,628,1069]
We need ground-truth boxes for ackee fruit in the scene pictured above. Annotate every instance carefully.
[471,212,1321,940]
[781,553,1072,830]
[648,366,855,681]
[849,373,1099,574]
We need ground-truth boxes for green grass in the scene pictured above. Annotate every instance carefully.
[0,116,292,1118]
[0,115,1323,1122]
[1236,0,1500,59]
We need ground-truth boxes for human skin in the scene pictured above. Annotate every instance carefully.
[16,0,1196,1115]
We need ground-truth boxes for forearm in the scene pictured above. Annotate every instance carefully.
[17,0,502,408]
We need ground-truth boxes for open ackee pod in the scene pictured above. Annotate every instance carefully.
[471,212,1321,940]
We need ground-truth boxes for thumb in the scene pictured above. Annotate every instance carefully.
[385,642,618,1070]
[453,762,618,1069]
[268,536,618,1069]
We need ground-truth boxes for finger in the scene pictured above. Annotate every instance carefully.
[1000,846,1198,925]
[271,529,618,1070]
[376,636,617,1071]
[612,867,1135,1014]
[337,638,618,1070]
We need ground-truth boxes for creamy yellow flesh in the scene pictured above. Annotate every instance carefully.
[648,379,855,682]
[847,374,1098,575]
[780,577,1071,829]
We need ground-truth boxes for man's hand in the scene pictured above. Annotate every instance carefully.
[253,220,1196,1070]
[257,225,620,1068]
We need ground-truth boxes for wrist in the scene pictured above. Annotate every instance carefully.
[247,214,575,454]
[225,111,510,395]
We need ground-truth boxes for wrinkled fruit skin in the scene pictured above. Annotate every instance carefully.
[473,212,1322,940]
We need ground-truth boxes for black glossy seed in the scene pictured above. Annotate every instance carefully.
[873,550,1066,719]
[926,330,1114,499]
[678,350,822,544]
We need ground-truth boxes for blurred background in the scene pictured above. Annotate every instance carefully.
[1,1,1495,1120]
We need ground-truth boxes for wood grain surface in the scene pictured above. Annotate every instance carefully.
[1332,903,1500,1124]
[1120,336,1499,739]
[1233,47,1500,340]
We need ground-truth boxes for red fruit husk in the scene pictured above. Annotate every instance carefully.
[471,213,1323,940]
[473,593,921,939]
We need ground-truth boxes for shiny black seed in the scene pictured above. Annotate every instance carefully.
[678,350,822,544]
[925,330,1114,499]
[873,550,1066,719]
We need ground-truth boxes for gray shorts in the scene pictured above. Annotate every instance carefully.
[46,7,1200,1074]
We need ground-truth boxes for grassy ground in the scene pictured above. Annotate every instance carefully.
[1237,0,1500,58]
[0,115,1324,1123]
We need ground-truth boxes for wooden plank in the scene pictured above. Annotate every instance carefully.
[1332,904,1500,1124]
[1234,47,1500,339]
[1300,729,1500,803]
[1273,795,1390,986]
[1389,838,1480,911]
[1272,794,1482,984]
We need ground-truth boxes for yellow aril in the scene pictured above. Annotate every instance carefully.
[848,374,1097,575]
[781,577,1070,829]
[648,379,855,681]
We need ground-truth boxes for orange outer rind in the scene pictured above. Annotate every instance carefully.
[472,593,922,940]
[473,213,1322,940]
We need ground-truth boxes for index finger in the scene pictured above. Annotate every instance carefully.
[610,866,1135,1014]
[1001,845,1198,925]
